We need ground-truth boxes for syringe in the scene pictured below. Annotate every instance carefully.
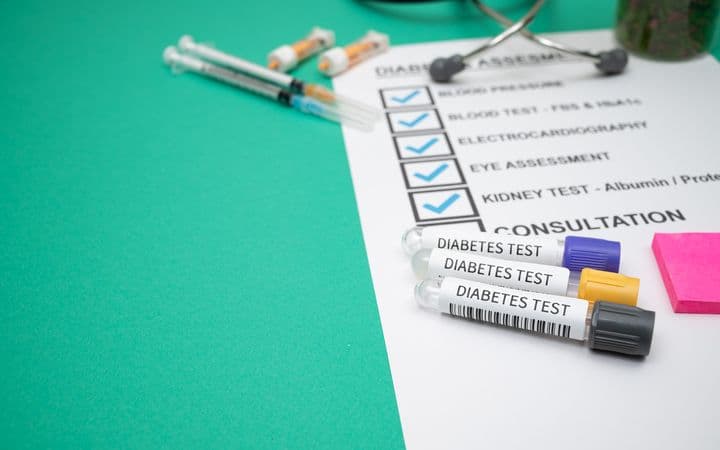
[177,35,380,124]
[416,276,655,356]
[163,47,369,129]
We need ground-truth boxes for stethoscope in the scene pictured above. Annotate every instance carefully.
[366,0,629,82]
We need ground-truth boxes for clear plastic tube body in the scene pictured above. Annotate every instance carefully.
[288,94,371,130]
[412,248,574,296]
[268,41,323,71]
[179,35,294,88]
[178,35,379,125]
[303,84,381,121]
[416,277,591,341]
[402,226,621,273]
[164,47,371,130]
[345,42,380,66]
[164,47,280,100]
[318,30,389,76]
[403,226,564,264]
[268,27,334,71]
[415,276,656,357]
[411,248,639,307]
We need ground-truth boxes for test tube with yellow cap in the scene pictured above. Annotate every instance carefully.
[267,27,335,72]
[318,30,390,76]
[411,248,640,308]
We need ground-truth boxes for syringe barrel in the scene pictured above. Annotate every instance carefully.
[179,35,295,88]
[163,47,280,100]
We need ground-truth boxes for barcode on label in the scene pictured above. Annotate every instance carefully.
[448,303,571,338]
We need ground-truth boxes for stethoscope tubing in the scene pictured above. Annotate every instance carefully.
[362,0,628,81]
[469,0,600,62]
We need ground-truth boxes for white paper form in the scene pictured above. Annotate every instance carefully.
[333,30,720,450]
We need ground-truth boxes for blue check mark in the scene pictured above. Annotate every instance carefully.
[398,112,429,128]
[414,163,448,182]
[391,89,420,104]
[423,193,461,214]
[405,137,439,155]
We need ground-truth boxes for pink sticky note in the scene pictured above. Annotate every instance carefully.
[652,233,720,313]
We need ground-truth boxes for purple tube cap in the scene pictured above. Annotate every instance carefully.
[562,236,621,273]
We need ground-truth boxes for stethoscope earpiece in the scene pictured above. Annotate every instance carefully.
[369,1,631,83]
[595,48,629,75]
[424,1,631,83]
[429,54,466,83]
[431,47,629,83]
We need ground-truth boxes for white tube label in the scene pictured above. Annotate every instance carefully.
[439,277,588,341]
[420,228,562,265]
[427,249,570,295]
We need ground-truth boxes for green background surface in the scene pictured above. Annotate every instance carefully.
[1,1,718,448]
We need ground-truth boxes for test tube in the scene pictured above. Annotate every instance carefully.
[416,276,655,356]
[412,248,639,307]
[268,27,335,72]
[318,30,390,76]
[402,226,621,272]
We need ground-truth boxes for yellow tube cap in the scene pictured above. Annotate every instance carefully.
[577,268,639,307]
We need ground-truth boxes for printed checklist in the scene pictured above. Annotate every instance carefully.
[333,31,720,450]
[381,85,483,228]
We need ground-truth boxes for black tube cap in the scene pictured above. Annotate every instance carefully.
[589,301,655,356]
